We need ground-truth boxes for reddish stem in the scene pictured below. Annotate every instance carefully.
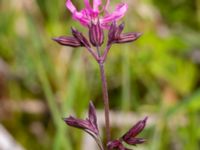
[99,62,111,144]
[102,44,112,63]
[96,46,111,148]
[86,46,100,62]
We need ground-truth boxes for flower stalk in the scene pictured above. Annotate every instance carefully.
[99,61,111,143]
[53,1,148,150]
[96,44,111,144]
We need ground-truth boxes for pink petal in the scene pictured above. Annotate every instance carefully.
[66,0,77,13]
[101,3,128,25]
[73,11,90,26]
[104,0,110,11]
[93,0,102,12]
[84,0,92,9]
[66,0,90,26]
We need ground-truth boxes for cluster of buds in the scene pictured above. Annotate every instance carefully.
[54,21,141,47]
[64,101,147,150]
[53,21,141,63]
[64,101,104,150]
[107,117,147,150]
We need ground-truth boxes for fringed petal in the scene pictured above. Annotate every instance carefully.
[93,0,102,12]
[66,0,77,13]
[104,0,110,11]
[84,0,92,9]
[66,0,90,26]
[101,3,128,25]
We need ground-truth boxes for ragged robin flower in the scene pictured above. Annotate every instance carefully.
[66,0,128,28]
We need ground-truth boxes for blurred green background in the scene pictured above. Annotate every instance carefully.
[0,0,200,150]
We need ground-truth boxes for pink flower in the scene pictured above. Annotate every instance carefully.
[66,0,128,28]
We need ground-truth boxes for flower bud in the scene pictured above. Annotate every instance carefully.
[125,138,146,145]
[116,32,142,44]
[53,36,83,47]
[108,21,117,45]
[63,101,99,135]
[122,117,148,144]
[108,22,141,45]
[115,22,125,39]
[71,27,91,48]
[64,116,91,131]
[88,101,98,130]
[107,117,147,150]
[107,140,127,150]
[89,20,104,47]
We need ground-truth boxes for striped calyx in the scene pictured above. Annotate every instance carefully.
[89,20,104,47]
[53,36,83,47]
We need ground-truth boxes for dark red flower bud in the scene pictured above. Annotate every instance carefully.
[63,101,99,135]
[124,137,146,145]
[107,117,148,150]
[116,32,142,44]
[107,140,130,150]
[71,27,91,48]
[53,36,83,47]
[89,20,104,46]
[108,21,117,44]
[122,117,148,144]
[115,22,125,39]
[88,101,98,130]
[108,22,141,45]
[64,116,91,131]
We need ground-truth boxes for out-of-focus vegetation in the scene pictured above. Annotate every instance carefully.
[0,0,200,150]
